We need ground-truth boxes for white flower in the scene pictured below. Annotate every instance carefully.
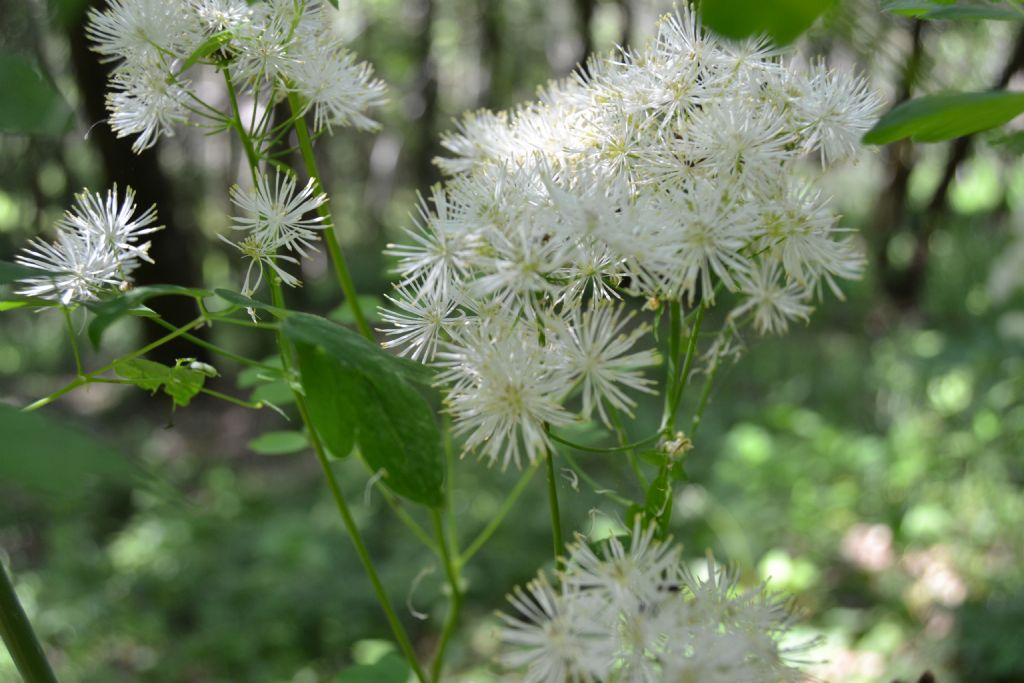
[87,0,197,62]
[106,58,191,153]
[15,185,161,305]
[554,304,659,427]
[219,231,301,297]
[57,185,162,269]
[285,35,387,134]
[795,60,884,166]
[498,575,612,683]
[15,231,121,305]
[230,0,316,88]
[437,318,574,469]
[497,526,808,683]
[729,260,813,335]
[378,283,460,362]
[229,171,327,256]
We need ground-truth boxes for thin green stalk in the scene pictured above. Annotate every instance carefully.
[560,450,635,507]
[376,486,439,555]
[545,448,564,564]
[689,328,732,439]
[459,458,542,566]
[148,316,280,373]
[661,299,683,432]
[62,307,82,377]
[198,386,270,410]
[608,406,648,489]
[443,424,459,558]
[222,69,261,183]
[547,430,658,454]
[266,275,428,683]
[24,318,205,412]
[286,91,373,340]
[0,562,58,683]
[430,510,462,683]
[662,303,705,435]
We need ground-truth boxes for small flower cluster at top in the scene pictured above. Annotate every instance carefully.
[85,0,386,297]
[498,524,808,683]
[88,0,387,153]
[382,7,882,469]
[15,186,161,305]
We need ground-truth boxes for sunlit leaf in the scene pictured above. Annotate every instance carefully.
[863,91,1024,144]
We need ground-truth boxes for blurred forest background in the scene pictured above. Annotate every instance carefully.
[2,0,1024,681]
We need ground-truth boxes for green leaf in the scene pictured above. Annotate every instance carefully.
[86,284,211,348]
[177,31,232,73]
[247,430,309,455]
[249,380,296,406]
[294,344,358,460]
[0,54,73,136]
[701,0,836,45]
[864,91,1024,144]
[164,366,206,407]
[0,405,138,508]
[0,260,45,285]
[283,312,435,386]
[324,0,340,9]
[987,129,1024,153]
[114,358,170,392]
[882,0,1024,20]
[287,314,445,507]
[114,358,206,407]
[335,653,409,683]
[0,299,58,312]
[214,288,288,317]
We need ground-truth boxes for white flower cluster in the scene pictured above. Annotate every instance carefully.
[383,8,881,468]
[15,186,161,305]
[222,171,328,297]
[498,525,807,683]
[87,0,387,153]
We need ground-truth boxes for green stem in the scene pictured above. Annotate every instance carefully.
[459,458,542,566]
[24,318,205,412]
[430,510,462,683]
[662,303,705,436]
[545,448,564,564]
[689,328,732,439]
[0,562,58,683]
[286,91,373,341]
[267,276,428,683]
[547,430,658,454]
[62,307,82,377]
[222,69,261,183]
[198,387,269,410]
[148,316,280,372]
[376,486,439,556]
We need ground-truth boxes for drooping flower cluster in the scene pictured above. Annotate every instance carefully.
[383,8,881,467]
[87,0,387,153]
[498,525,808,683]
[15,186,161,305]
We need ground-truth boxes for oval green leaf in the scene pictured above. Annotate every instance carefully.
[0,54,72,136]
[863,90,1024,145]
[248,430,309,455]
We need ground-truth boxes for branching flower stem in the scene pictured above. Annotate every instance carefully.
[662,302,706,436]
[147,315,281,372]
[430,510,462,683]
[23,317,206,412]
[287,91,373,341]
[458,458,542,566]
[268,276,429,683]
[0,562,58,683]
